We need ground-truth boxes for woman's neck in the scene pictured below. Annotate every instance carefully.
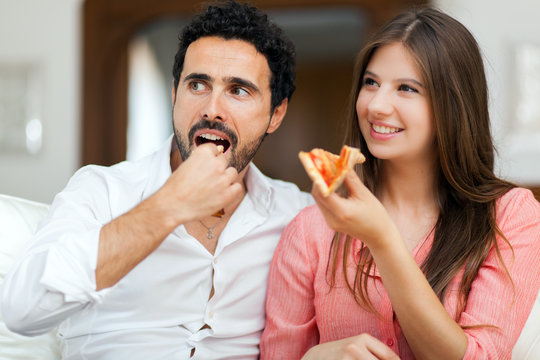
[378,157,440,251]
[378,157,438,215]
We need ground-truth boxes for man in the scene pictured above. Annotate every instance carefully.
[1,1,312,358]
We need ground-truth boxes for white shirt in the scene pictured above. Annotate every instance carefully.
[1,136,313,360]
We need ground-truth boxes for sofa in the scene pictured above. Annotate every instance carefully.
[0,193,538,359]
[0,194,61,359]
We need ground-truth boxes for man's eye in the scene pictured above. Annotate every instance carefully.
[189,81,206,91]
[398,84,418,93]
[231,87,249,97]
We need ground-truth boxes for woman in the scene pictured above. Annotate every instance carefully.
[260,7,540,360]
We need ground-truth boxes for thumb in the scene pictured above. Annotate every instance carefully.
[343,170,368,198]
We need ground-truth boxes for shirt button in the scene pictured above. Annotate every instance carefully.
[386,339,394,346]
[208,311,214,319]
[213,258,218,265]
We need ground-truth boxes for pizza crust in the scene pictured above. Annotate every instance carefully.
[298,150,331,196]
[299,145,365,197]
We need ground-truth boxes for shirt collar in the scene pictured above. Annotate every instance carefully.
[141,135,175,199]
[244,163,274,217]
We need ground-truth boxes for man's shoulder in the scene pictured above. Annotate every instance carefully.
[267,177,311,199]
[71,156,152,187]
[261,176,314,214]
[70,138,172,189]
[58,150,165,208]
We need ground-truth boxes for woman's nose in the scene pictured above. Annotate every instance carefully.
[367,88,393,117]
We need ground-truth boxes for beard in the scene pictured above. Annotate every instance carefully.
[174,118,267,173]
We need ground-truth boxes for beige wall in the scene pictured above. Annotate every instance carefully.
[0,0,82,203]
[434,0,540,185]
[0,0,538,203]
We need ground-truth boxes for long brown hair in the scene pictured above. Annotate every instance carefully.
[330,7,515,319]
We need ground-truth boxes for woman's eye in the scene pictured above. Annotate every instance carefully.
[398,84,418,93]
[362,77,378,88]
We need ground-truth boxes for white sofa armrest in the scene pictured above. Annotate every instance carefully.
[0,193,537,359]
[0,194,61,360]
[513,289,540,359]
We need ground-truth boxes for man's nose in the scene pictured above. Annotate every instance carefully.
[200,92,226,122]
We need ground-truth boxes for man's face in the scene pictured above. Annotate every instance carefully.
[172,36,286,173]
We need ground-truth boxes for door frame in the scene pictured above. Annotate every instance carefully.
[81,0,426,166]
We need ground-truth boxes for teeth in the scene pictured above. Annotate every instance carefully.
[372,124,400,134]
[200,133,224,141]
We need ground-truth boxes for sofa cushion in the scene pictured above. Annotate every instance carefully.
[0,194,61,360]
[513,289,540,359]
[0,193,537,359]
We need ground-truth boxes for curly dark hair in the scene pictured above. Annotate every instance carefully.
[172,0,296,112]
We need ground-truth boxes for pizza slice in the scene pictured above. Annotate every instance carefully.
[298,145,365,197]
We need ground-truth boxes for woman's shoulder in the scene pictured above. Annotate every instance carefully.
[496,187,540,218]
[282,204,335,249]
[293,203,330,229]
[496,187,540,239]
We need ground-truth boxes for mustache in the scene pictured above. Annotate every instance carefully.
[188,119,238,147]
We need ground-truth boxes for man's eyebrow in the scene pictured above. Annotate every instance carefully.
[183,73,211,83]
[226,76,260,94]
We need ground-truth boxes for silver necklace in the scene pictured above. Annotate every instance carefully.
[199,218,223,239]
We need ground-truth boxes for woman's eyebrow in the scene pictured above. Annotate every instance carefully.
[397,77,424,88]
[365,70,424,88]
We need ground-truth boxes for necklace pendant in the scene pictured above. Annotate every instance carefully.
[207,229,213,239]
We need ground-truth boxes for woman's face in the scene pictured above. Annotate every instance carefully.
[356,42,435,164]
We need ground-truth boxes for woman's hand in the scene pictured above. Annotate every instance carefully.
[302,334,400,360]
[312,171,399,249]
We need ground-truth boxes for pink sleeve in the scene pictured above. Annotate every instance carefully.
[260,209,320,359]
[461,189,540,359]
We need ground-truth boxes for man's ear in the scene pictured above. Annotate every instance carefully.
[171,82,177,104]
[266,98,288,134]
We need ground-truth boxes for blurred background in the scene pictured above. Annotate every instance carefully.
[1,0,539,203]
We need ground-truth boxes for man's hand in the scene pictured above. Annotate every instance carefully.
[96,143,243,290]
[156,143,243,224]
[302,334,400,360]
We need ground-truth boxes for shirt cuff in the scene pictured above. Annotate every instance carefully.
[39,227,112,304]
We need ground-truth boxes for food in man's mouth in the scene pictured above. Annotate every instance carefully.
[212,208,225,218]
[298,145,365,197]
[196,133,231,153]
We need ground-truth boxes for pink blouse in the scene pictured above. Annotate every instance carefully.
[260,188,540,359]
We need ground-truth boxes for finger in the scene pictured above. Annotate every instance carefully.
[314,186,347,214]
[310,179,327,198]
[221,182,244,204]
[350,350,378,360]
[197,142,224,156]
[364,338,400,360]
[311,182,323,200]
[311,184,333,214]
[223,166,239,182]
[343,170,367,197]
